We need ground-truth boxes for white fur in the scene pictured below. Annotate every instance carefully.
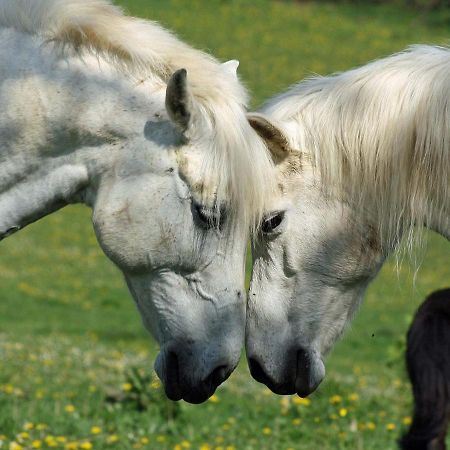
[246,46,450,397]
[0,0,272,403]
[0,0,275,229]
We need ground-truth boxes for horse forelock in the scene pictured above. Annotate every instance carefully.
[263,45,450,249]
[0,0,276,230]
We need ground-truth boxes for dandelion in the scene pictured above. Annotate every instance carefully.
[31,441,42,449]
[209,394,219,403]
[80,442,93,450]
[292,418,302,426]
[386,423,396,431]
[23,423,34,430]
[121,383,133,392]
[339,408,348,417]
[293,397,311,406]
[140,437,149,445]
[9,442,23,450]
[366,422,376,430]
[17,432,29,441]
[65,442,79,450]
[106,435,119,444]
[402,416,412,425]
[57,437,67,443]
[199,444,211,450]
[90,427,102,435]
[64,404,76,413]
[149,379,161,389]
[348,393,359,402]
[262,427,272,435]
[329,395,342,404]
[174,445,182,450]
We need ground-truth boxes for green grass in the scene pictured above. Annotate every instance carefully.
[1,1,449,449]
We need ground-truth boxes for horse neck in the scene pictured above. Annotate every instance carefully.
[0,29,160,240]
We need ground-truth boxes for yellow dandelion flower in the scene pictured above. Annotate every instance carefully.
[31,441,42,449]
[121,383,133,392]
[80,442,93,450]
[339,408,348,417]
[208,394,219,403]
[386,423,396,431]
[366,422,376,430]
[65,441,79,450]
[23,423,34,430]
[57,437,67,443]
[9,442,23,450]
[199,444,211,450]
[106,435,119,444]
[348,393,359,402]
[90,427,102,435]
[64,404,76,413]
[180,440,190,448]
[402,416,412,426]
[293,397,311,406]
[174,445,182,450]
[329,395,343,404]
[149,379,161,389]
[17,432,29,440]
[262,427,272,435]
[292,418,302,426]
[140,437,149,445]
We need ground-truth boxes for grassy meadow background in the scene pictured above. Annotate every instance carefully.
[1,1,449,449]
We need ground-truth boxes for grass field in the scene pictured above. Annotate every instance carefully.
[0,1,449,449]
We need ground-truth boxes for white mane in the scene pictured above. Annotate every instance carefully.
[0,0,274,229]
[263,46,450,246]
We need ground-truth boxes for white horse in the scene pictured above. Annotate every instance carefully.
[0,0,274,403]
[245,46,450,397]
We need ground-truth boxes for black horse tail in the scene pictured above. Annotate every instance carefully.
[399,288,450,450]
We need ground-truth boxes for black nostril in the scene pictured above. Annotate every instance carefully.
[204,365,229,388]
[248,357,270,384]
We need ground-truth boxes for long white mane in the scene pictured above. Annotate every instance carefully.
[0,0,274,229]
[263,46,450,246]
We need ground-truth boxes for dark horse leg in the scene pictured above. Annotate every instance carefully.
[399,288,450,450]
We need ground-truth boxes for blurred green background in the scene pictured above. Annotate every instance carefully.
[0,1,449,449]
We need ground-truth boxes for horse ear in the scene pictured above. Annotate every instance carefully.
[165,68,193,133]
[247,113,290,163]
[222,60,239,79]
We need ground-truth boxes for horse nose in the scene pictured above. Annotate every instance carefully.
[157,349,236,404]
[248,356,270,385]
[295,347,326,397]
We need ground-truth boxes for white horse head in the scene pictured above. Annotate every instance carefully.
[0,0,274,403]
[245,46,450,397]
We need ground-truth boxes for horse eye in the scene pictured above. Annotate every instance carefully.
[193,203,225,230]
[261,212,284,234]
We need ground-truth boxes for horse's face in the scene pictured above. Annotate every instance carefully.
[91,70,247,404]
[246,114,385,397]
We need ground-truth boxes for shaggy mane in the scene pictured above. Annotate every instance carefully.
[0,0,274,229]
[263,46,450,248]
